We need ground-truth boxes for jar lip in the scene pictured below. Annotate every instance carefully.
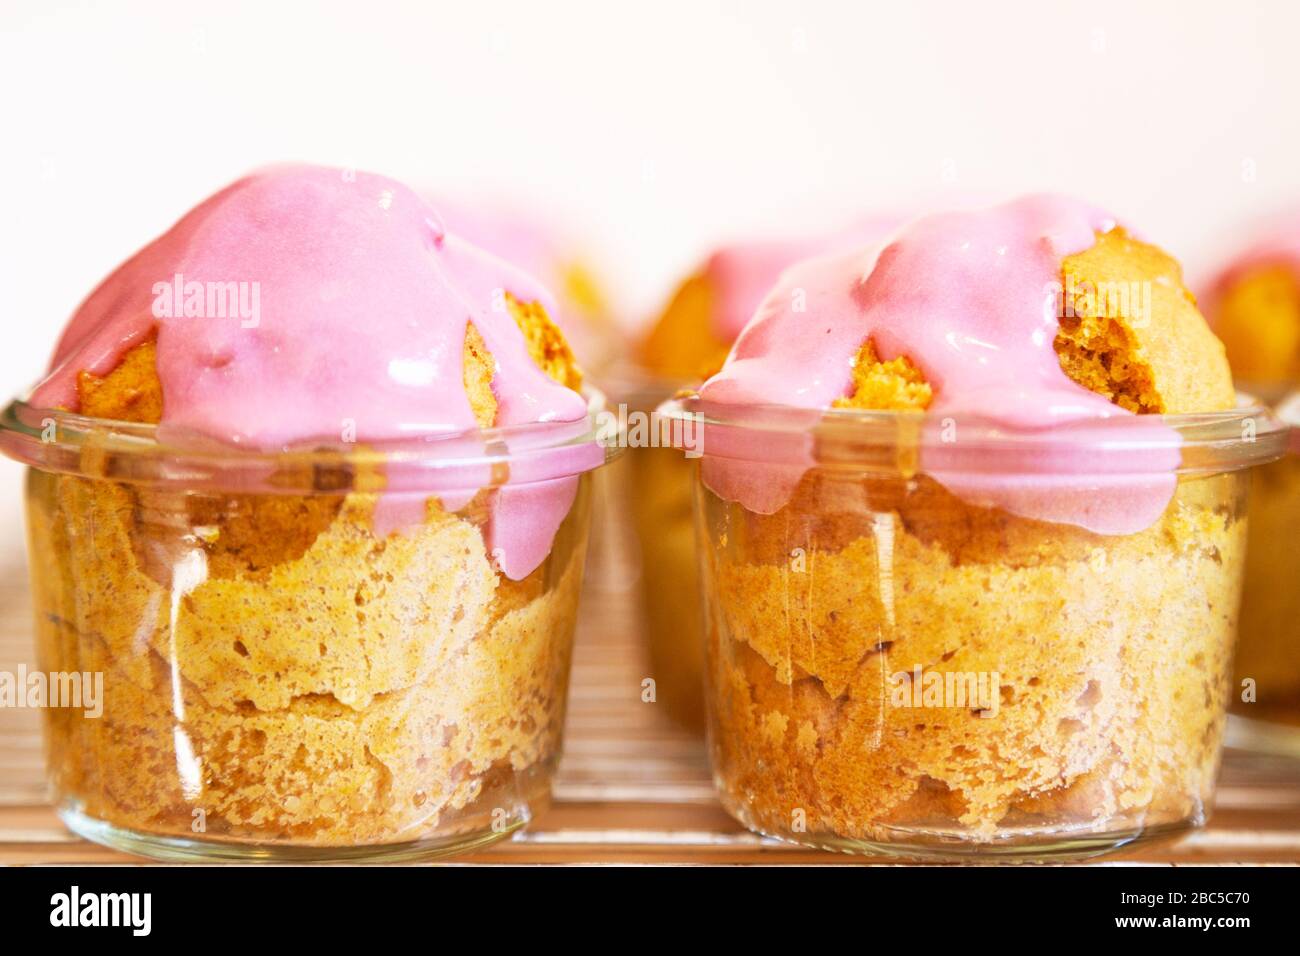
[0,385,621,493]
[598,360,692,404]
[657,390,1291,474]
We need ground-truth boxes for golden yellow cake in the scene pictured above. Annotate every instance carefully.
[1207,264,1300,389]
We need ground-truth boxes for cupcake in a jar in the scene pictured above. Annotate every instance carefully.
[1201,216,1300,742]
[1,165,616,861]
[659,195,1286,859]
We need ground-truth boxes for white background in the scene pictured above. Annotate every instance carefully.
[1,0,1299,532]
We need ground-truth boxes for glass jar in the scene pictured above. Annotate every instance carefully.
[1230,390,1300,751]
[0,390,618,862]
[659,394,1286,860]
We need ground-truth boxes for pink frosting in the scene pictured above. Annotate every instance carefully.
[433,197,603,361]
[698,194,1182,533]
[30,165,591,579]
[702,214,906,344]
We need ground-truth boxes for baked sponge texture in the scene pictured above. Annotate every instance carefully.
[1056,228,1235,414]
[833,228,1235,415]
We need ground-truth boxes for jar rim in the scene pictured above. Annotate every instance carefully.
[0,385,621,494]
[1277,389,1300,424]
[656,391,1290,475]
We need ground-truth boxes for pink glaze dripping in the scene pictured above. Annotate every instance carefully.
[31,165,590,579]
[698,194,1182,534]
[432,196,601,361]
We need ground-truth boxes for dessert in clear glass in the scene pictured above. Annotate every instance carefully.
[0,166,617,861]
[659,196,1287,860]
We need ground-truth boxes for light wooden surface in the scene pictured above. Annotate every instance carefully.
[0,489,1298,865]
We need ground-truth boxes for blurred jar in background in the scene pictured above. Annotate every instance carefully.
[1202,223,1300,748]
[627,216,904,730]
